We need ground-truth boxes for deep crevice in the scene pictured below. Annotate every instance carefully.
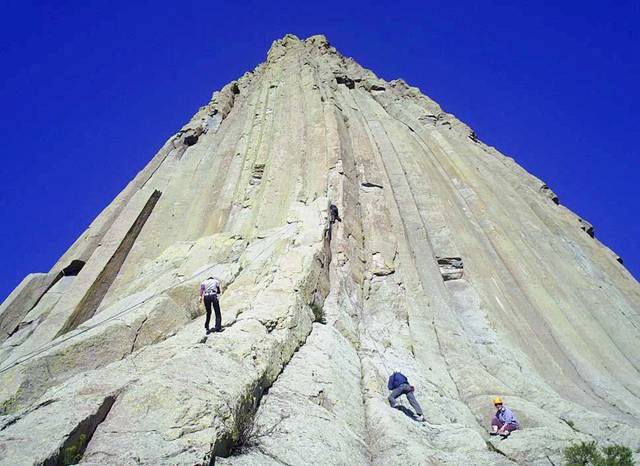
[58,190,162,336]
[27,274,63,311]
[205,224,333,464]
[207,323,318,463]
[486,440,507,457]
[486,439,518,463]
[128,315,150,355]
[43,394,117,466]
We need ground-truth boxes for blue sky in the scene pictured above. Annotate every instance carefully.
[0,0,638,301]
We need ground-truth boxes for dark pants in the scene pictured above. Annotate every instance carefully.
[388,383,423,416]
[326,213,341,241]
[491,417,518,432]
[204,295,221,331]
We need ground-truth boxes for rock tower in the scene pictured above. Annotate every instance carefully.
[1,34,639,465]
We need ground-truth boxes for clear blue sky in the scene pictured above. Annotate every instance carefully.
[1,0,638,301]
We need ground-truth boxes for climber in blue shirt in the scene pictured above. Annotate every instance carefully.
[387,370,425,422]
[490,396,519,437]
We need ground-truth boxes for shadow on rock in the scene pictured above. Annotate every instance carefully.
[394,405,420,421]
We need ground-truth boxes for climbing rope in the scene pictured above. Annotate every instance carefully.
[0,225,296,375]
[0,263,219,374]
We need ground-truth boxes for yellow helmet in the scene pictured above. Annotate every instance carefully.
[493,396,503,405]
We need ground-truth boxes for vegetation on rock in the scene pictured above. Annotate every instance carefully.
[563,441,634,466]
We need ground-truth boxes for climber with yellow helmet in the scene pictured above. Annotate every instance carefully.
[490,396,519,437]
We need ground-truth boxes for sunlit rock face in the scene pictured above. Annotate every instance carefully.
[1,34,639,466]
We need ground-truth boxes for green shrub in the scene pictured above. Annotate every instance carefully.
[61,433,87,465]
[601,444,634,466]
[309,298,326,324]
[563,441,634,466]
[564,441,601,465]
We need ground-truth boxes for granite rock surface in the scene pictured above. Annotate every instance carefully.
[1,34,639,466]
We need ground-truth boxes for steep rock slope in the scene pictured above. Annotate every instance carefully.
[1,34,639,466]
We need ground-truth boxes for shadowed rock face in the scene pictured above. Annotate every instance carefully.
[1,34,639,466]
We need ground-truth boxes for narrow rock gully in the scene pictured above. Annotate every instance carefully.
[207,226,333,464]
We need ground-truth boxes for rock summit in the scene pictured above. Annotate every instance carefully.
[1,34,639,465]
